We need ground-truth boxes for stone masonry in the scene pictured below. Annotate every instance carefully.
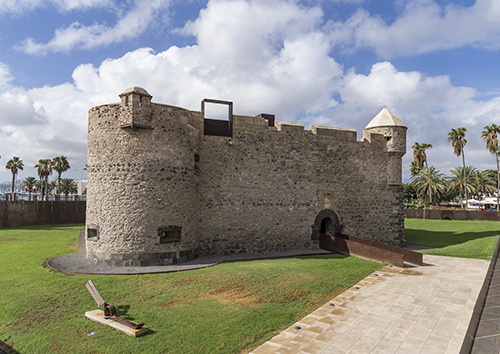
[85,86,407,266]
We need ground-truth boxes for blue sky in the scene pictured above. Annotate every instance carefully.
[1,0,500,184]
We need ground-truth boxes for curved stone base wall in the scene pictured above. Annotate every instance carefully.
[87,249,198,267]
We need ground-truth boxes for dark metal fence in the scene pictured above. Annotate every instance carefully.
[0,201,86,228]
[405,209,500,221]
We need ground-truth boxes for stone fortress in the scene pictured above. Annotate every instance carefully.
[85,86,407,266]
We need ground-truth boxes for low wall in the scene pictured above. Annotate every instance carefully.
[0,201,86,228]
[405,209,500,222]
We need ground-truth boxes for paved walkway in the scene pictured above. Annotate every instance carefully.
[251,255,489,354]
[46,249,332,275]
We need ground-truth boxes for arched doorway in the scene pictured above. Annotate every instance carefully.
[311,209,341,241]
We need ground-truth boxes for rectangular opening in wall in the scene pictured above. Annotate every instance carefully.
[87,227,99,241]
[158,226,182,244]
[194,153,200,170]
[202,99,233,137]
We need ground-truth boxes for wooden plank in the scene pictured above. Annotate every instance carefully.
[85,310,149,337]
[86,280,106,308]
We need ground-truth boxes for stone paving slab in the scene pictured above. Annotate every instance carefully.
[251,255,489,354]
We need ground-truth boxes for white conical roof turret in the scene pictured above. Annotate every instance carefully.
[365,108,406,129]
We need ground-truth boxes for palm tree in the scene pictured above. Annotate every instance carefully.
[5,157,24,201]
[52,156,70,199]
[448,166,477,206]
[21,176,37,201]
[35,159,52,201]
[471,170,497,199]
[409,161,421,177]
[410,166,447,204]
[412,143,433,206]
[59,178,77,200]
[482,124,500,213]
[448,127,468,209]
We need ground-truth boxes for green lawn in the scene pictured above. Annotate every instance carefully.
[0,225,381,354]
[405,218,500,259]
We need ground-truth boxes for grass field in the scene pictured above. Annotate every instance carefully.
[0,225,382,354]
[405,218,500,259]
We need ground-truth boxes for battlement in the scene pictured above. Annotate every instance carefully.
[89,96,404,153]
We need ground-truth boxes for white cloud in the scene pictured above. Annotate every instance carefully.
[182,0,323,65]
[17,0,171,54]
[0,64,14,89]
[0,0,110,14]
[325,60,500,179]
[3,0,500,182]
[0,0,45,14]
[50,0,112,11]
[329,0,500,58]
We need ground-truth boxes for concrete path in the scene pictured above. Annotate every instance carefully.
[46,249,332,275]
[251,255,489,354]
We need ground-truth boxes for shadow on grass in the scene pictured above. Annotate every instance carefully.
[406,229,500,248]
[289,254,350,260]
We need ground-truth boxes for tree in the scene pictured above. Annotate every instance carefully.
[481,124,500,213]
[35,159,52,201]
[410,166,447,204]
[403,183,417,204]
[448,127,468,209]
[5,157,24,201]
[471,169,497,199]
[52,156,70,198]
[59,178,77,199]
[412,143,433,206]
[448,166,477,206]
[409,161,421,177]
[21,176,37,201]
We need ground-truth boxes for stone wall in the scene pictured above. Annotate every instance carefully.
[196,122,403,257]
[0,201,86,228]
[86,87,407,266]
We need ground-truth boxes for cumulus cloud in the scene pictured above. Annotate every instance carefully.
[328,0,500,58]
[0,64,14,89]
[17,0,171,54]
[0,0,110,14]
[327,61,500,179]
[70,0,342,117]
[3,0,500,182]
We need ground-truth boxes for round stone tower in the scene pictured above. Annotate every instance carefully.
[85,87,200,266]
[363,107,407,185]
[363,107,407,246]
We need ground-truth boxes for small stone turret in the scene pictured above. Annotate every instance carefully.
[119,86,153,129]
[363,108,407,185]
